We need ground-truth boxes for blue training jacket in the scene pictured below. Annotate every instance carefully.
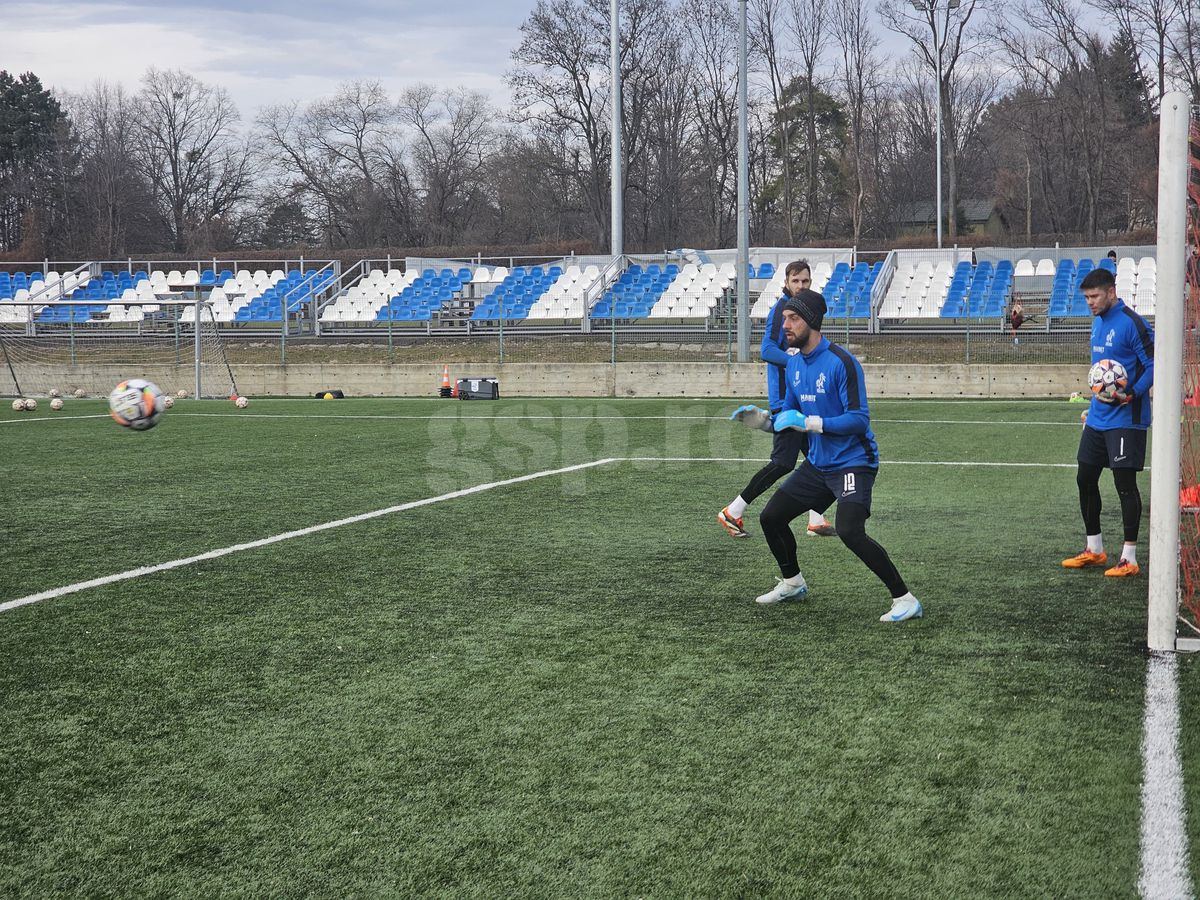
[761,294,792,411]
[1088,298,1154,431]
[780,336,879,471]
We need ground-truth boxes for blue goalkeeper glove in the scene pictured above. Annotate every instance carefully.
[774,410,823,433]
[773,409,805,432]
[731,404,774,433]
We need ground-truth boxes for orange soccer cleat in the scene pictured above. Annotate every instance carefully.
[718,507,749,538]
[1105,559,1141,577]
[1062,549,1108,569]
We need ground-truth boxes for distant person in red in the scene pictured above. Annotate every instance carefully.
[1010,299,1025,345]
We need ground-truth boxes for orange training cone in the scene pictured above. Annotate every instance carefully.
[439,365,453,399]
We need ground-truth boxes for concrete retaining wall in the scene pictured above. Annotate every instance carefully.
[18,362,1084,399]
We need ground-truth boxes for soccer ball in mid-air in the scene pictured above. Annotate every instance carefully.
[11,399,24,411]
[50,398,64,411]
[109,379,166,431]
[162,396,175,409]
[73,388,85,398]
[1089,359,1129,403]
[235,396,249,408]
[23,398,37,411]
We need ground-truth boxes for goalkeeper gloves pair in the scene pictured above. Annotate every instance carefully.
[730,405,822,434]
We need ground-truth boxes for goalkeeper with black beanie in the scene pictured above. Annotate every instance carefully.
[750,288,923,623]
[718,259,835,539]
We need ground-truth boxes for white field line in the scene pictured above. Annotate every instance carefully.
[1138,652,1194,899]
[34,411,1077,426]
[625,457,1082,468]
[0,414,111,424]
[0,458,617,615]
[2,455,1085,615]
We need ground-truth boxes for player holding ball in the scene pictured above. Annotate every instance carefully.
[1062,267,1155,577]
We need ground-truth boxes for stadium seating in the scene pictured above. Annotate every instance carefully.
[590,263,682,320]
[644,260,770,320]
[471,265,564,321]
[526,265,601,319]
[375,268,472,322]
[320,268,417,323]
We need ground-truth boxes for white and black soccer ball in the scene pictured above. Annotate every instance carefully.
[73,388,85,398]
[1088,359,1129,403]
[49,388,61,399]
[109,379,165,431]
[176,389,188,399]
[162,395,175,409]
[50,398,64,411]
[11,399,25,411]
[23,398,36,411]
[235,396,249,409]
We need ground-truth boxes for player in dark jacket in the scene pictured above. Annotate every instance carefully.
[719,260,834,539]
[1062,267,1155,577]
[752,289,923,623]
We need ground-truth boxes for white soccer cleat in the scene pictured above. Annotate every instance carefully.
[755,576,808,605]
[880,594,923,623]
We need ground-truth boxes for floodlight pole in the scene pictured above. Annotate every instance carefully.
[736,0,750,363]
[610,0,623,260]
[935,19,943,250]
[1147,91,1190,652]
[916,0,956,249]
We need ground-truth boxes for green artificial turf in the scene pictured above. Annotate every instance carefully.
[0,398,1170,896]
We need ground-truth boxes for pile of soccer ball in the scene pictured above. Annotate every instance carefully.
[10,388,71,411]
[1088,359,1130,403]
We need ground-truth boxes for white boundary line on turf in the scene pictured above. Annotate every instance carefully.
[0,414,111,424]
[2,455,1087,614]
[0,458,618,615]
[1138,652,1194,898]
[625,457,1082,468]
[170,412,1081,427]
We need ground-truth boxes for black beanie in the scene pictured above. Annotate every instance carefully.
[783,289,826,332]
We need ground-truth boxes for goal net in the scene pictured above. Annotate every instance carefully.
[1180,111,1200,631]
[0,301,237,400]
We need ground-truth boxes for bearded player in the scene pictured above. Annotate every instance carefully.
[752,288,922,624]
[719,259,834,539]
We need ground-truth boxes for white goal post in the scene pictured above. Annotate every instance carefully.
[0,299,237,400]
[1147,91,1191,652]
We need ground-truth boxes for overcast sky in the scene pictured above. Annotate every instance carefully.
[7,0,535,116]
[9,1,920,120]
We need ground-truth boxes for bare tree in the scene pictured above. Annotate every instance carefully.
[833,0,884,244]
[1165,0,1200,99]
[880,0,989,240]
[398,85,497,245]
[749,0,797,241]
[993,0,1128,237]
[257,80,414,249]
[65,81,158,256]
[683,0,739,246]
[132,68,251,253]
[509,0,611,245]
[789,0,829,238]
[1125,0,1177,102]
